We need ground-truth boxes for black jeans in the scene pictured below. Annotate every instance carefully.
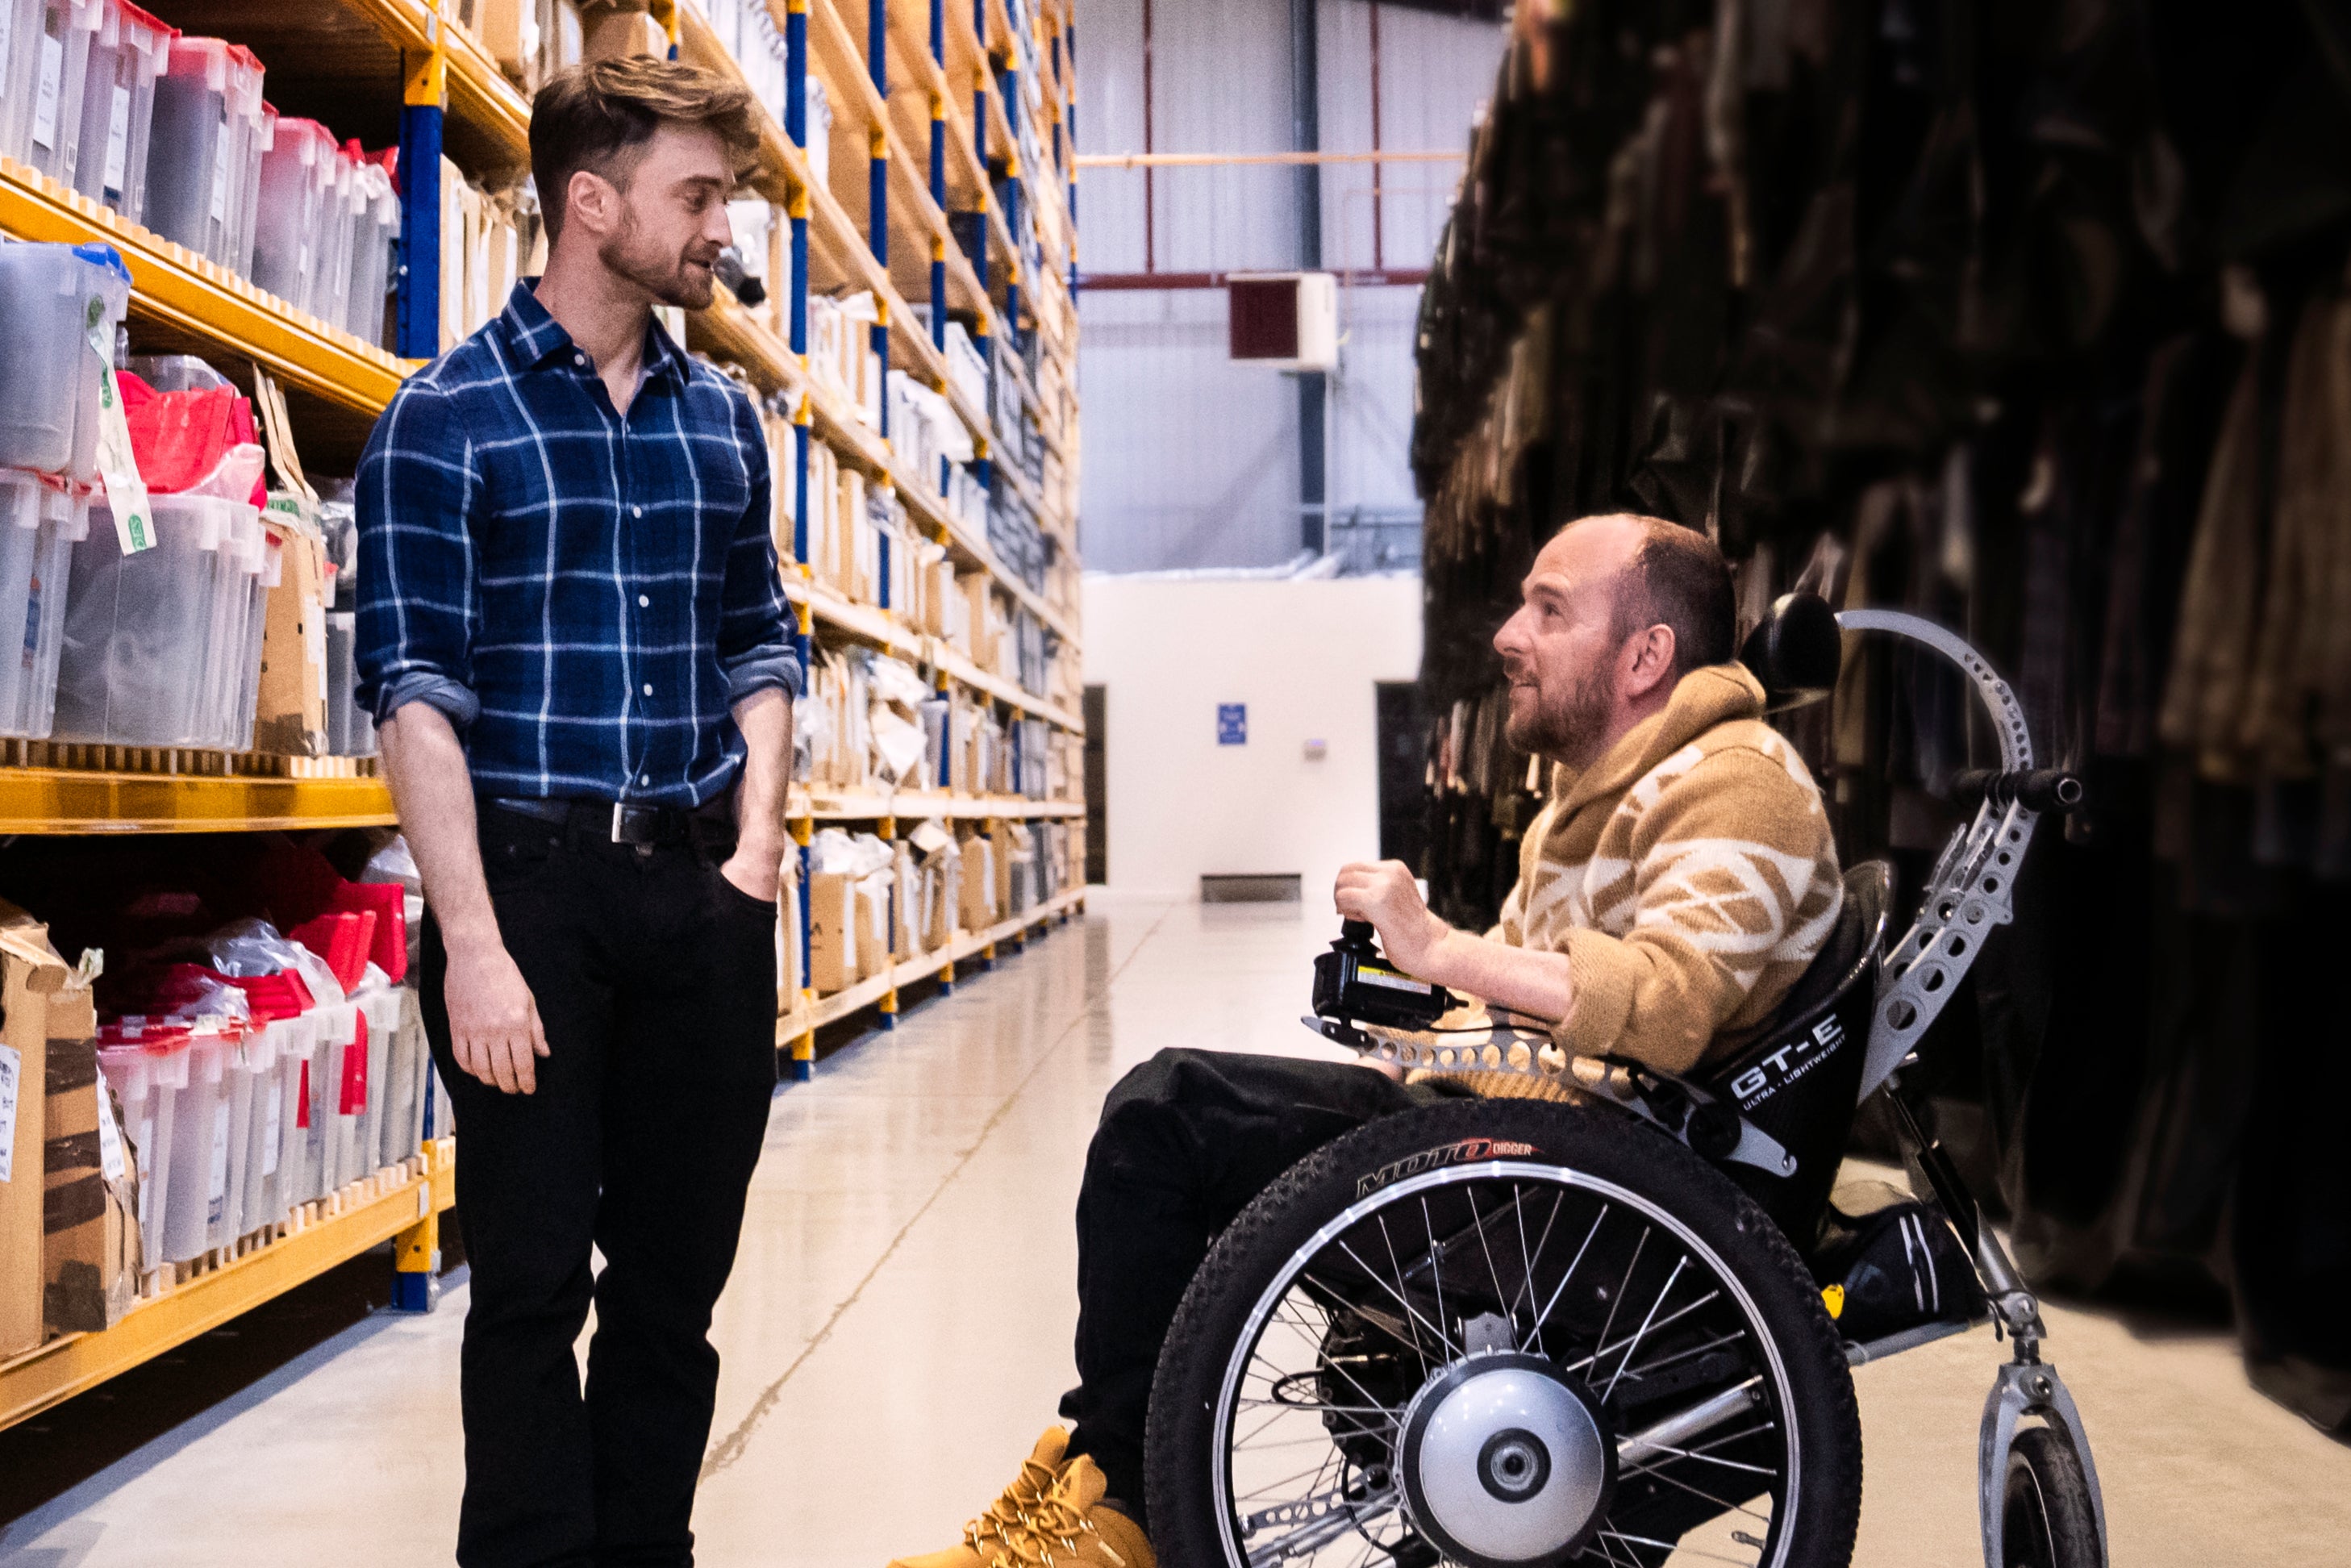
[1061,1049,1463,1524]
[420,805,779,1568]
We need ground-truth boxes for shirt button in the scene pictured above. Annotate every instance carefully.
[643,683,653,695]
[573,352,586,366]
[639,594,650,607]
[640,774,650,786]
[632,505,644,519]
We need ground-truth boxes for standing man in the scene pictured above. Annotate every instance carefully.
[356,59,797,1568]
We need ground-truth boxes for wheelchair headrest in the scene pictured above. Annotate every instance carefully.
[1739,592,1841,712]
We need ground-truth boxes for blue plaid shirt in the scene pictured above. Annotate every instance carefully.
[355,281,800,808]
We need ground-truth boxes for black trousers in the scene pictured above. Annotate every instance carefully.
[1061,1049,1463,1524]
[420,806,780,1568]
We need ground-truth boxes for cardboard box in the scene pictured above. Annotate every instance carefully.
[0,911,55,1357]
[959,835,997,931]
[892,844,922,959]
[0,902,120,1355]
[581,0,658,61]
[254,526,330,757]
[852,874,892,980]
[807,871,856,993]
[42,986,138,1334]
[963,573,997,665]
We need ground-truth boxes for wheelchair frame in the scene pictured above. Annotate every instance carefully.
[1307,609,2109,1568]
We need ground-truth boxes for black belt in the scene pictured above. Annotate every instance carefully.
[486,795,728,848]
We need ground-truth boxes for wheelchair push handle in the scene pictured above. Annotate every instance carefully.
[1952,768,2086,815]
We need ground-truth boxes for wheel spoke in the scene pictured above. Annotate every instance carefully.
[1531,1203,1611,1342]
[1596,1528,1763,1567]
[1219,1171,1803,1568]
[1602,1253,1688,1404]
[1582,1224,1653,1389]
[1374,1215,1434,1376]
[1463,1183,1518,1341]
[1420,1196,1449,1345]
[1336,1237,1461,1359]
[1513,1182,1555,1356]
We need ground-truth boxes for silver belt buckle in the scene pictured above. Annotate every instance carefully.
[611,800,629,844]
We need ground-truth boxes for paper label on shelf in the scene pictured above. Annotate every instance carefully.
[94,1080,127,1182]
[261,1082,280,1177]
[87,302,154,553]
[32,31,61,150]
[0,1043,18,1182]
[104,84,131,194]
[306,599,327,703]
[208,1098,231,1213]
[210,112,230,227]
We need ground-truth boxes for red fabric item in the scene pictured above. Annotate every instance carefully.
[329,882,408,982]
[340,1009,369,1116]
[216,970,315,1025]
[290,911,377,994]
[118,375,261,497]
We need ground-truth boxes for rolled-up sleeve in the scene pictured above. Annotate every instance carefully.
[715,398,802,706]
[356,379,483,729]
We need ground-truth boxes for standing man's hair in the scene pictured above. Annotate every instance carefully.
[529,58,759,245]
[1600,515,1736,677]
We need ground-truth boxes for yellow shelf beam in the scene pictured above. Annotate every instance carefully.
[0,1143,456,1435]
[0,768,398,835]
[779,884,1083,1036]
[791,789,1084,819]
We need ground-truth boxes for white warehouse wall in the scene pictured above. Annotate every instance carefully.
[1073,0,1506,572]
[1084,573,1424,900]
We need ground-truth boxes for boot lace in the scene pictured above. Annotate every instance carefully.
[961,1451,1062,1554]
[981,1485,1120,1568]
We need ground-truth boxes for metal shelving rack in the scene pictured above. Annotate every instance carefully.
[0,0,1084,1426]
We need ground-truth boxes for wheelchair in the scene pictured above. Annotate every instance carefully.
[1143,596,2108,1568]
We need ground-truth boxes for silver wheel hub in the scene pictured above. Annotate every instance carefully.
[1397,1351,1615,1566]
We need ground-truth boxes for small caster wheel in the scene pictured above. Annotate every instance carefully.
[2002,1427,2103,1568]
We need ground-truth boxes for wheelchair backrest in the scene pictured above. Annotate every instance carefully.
[1699,861,1892,1236]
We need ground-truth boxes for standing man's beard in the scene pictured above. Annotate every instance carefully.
[600,215,720,311]
[1503,661,1617,769]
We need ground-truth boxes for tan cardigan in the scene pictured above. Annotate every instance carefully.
[1440,663,1844,1098]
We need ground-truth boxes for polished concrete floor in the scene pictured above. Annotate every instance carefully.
[2,895,2346,1566]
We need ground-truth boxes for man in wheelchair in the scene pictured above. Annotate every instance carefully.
[890,514,1875,1568]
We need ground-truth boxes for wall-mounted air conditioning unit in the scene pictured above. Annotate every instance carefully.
[1227,272,1338,371]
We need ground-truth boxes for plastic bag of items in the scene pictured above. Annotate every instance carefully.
[863,650,932,789]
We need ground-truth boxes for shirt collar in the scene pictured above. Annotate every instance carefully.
[496,278,690,388]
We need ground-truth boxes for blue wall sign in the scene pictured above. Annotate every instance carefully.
[1216,703,1248,745]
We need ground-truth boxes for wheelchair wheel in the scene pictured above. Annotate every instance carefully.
[2001,1428,2103,1568]
[1148,1099,1861,1568]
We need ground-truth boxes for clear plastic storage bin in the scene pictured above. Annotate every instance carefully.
[158,1027,229,1264]
[249,115,334,314]
[311,146,356,337]
[144,37,263,266]
[0,241,130,480]
[0,0,44,165]
[19,0,101,183]
[96,1026,189,1272]
[69,0,170,222]
[54,491,235,745]
[0,469,85,738]
[346,158,398,346]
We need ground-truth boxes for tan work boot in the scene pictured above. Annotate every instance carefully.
[982,1453,1154,1568]
[884,1438,1157,1568]
[887,1427,1073,1568]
